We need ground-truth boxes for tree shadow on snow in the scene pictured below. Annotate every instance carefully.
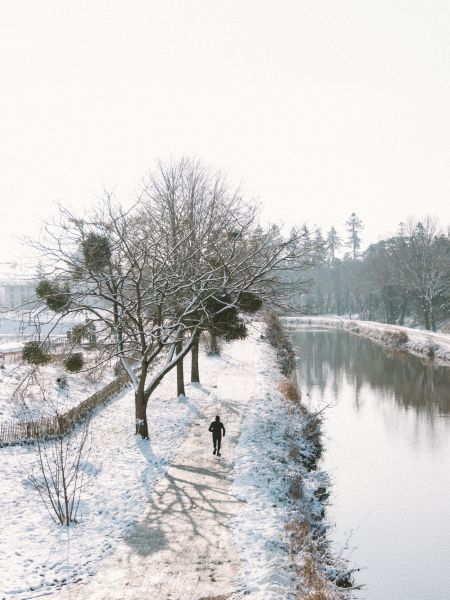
[124,461,241,558]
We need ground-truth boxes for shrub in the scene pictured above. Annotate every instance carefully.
[289,474,304,500]
[278,380,301,402]
[222,318,248,341]
[22,341,51,366]
[288,443,302,462]
[64,353,84,373]
[382,329,408,347]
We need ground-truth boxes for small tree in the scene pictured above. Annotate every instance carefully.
[28,419,92,526]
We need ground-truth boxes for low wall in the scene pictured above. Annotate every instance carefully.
[0,372,130,446]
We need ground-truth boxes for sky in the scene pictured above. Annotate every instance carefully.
[0,0,449,273]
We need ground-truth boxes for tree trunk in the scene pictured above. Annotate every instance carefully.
[430,305,436,332]
[209,330,220,355]
[399,297,407,326]
[423,307,431,330]
[191,331,200,383]
[176,340,185,397]
[135,363,149,438]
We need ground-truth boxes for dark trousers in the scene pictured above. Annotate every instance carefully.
[213,434,221,452]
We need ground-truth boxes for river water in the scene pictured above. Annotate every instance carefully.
[292,328,450,600]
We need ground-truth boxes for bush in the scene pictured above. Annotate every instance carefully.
[64,353,84,373]
[222,318,248,341]
[382,329,408,347]
[278,380,301,402]
[22,341,51,366]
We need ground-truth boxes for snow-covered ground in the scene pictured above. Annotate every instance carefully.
[1,353,223,599]
[0,352,116,422]
[284,316,450,364]
[1,326,330,600]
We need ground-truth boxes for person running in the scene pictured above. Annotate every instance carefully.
[209,415,226,456]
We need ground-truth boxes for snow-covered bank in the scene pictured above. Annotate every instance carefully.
[284,316,450,365]
[231,338,332,599]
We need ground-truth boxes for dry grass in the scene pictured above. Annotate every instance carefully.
[287,518,310,554]
[288,474,304,500]
[382,329,408,347]
[278,380,301,402]
[288,442,302,463]
[287,518,344,600]
[302,413,322,441]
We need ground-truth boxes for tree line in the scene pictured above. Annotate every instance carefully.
[300,214,450,331]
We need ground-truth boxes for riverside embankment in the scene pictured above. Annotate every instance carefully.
[284,316,450,365]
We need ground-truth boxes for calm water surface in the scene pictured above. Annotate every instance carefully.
[292,329,450,600]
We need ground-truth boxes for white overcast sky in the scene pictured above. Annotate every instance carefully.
[0,0,449,268]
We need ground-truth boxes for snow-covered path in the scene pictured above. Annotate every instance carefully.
[51,339,259,600]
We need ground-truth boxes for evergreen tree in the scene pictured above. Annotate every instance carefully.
[326,226,342,264]
[345,213,363,260]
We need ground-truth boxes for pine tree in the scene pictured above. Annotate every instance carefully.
[326,226,342,264]
[345,213,363,260]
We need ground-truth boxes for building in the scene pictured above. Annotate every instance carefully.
[0,280,37,310]
[0,341,24,365]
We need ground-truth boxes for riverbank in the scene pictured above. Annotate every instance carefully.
[1,323,349,599]
[284,316,450,365]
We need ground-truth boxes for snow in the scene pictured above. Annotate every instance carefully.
[231,336,329,599]
[1,325,330,599]
[1,363,223,598]
[0,352,117,422]
[284,316,450,364]
[0,341,24,353]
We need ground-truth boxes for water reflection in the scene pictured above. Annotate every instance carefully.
[291,328,450,600]
[293,329,450,417]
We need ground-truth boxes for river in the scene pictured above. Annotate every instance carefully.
[292,328,450,600]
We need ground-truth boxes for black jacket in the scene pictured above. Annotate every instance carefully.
[209,421,225,437]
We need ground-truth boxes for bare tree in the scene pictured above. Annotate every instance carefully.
[30,158,315,439]
[28,419,92,526]
[14,378,93,527]
[391,218,450,330]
